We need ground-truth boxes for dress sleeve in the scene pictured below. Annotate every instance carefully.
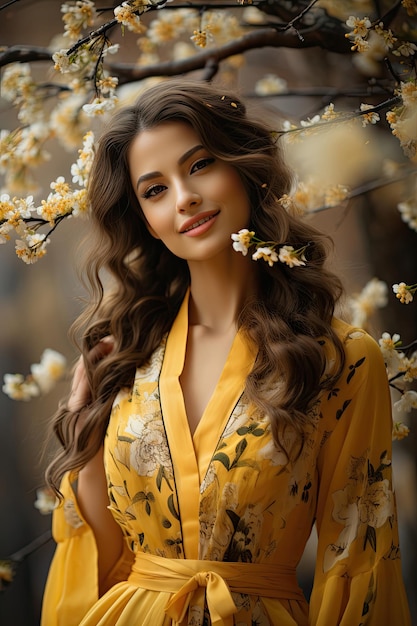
[41,471,133,626]
[309,330,412,626]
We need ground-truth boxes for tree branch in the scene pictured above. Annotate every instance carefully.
[0,45,52,67]
[110,25,351,86]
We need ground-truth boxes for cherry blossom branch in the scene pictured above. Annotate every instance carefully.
[309,167,417,215]
[110,26,350,86]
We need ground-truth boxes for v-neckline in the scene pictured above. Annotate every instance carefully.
[159,290,257,557]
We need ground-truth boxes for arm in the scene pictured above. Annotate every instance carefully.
[68,342,125,594]
[76,446,125,595]
[41,343,133,626]
[309,330,411,626]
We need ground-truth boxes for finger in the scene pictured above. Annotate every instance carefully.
[87,336,115,364]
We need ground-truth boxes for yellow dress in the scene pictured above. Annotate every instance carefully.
[41,292,411,626]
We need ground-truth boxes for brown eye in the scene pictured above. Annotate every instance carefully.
[141,184,166,199]
[190,157,215,174]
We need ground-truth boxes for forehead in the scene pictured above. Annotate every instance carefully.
[128,121,203,171]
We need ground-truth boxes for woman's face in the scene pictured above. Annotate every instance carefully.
[128,121,251,262]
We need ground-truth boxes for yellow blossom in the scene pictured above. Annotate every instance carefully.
[350,36,370,52]
[374,23,397,49]
[191,29,208,48]
[114,4,145,34]
[393,282,414,304]
[392,422,410,440]
[346,16,372,38]
[252,246,279,267]
[322,103,338,121]
[386,110,398,126]
[61,0,96,41]
[231,229,255,255]
[402,0,417,16]
[400,81,417,107]
[324,184,349,207]
[255,74,288,96]
[0,561,14,589]
[278,245,306,268]
[393,41,417,57]
[398,356,417,382]
[360,103,380,126]
[278,194,304,216]
[50,177,71,196]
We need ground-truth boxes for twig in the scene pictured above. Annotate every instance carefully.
[0,45,52,67]
[8,529,52,564]
[282,0,319,42]
[309,167,417,216]
[66,0,172,56]
[0,0,21,11]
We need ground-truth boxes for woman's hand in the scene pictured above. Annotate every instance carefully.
[68,336,114,413]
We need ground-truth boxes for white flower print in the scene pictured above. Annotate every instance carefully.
[359,479,394,528]
[323,450,394,572]
[64,499,84,529]
[258,438,288,467]
[125,413,173,478]
[222,405,251,439]
[324,485,360,572]
[200,462,217,494]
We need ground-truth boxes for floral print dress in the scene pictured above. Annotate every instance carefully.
[41,292,411,626]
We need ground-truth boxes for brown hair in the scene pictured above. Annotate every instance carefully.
[46,79,344,492]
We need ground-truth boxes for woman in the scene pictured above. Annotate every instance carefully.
[41,79,411,625]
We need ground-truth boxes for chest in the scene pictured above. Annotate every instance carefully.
[180,325,236,435]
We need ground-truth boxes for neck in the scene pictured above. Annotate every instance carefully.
[187,254,258,333]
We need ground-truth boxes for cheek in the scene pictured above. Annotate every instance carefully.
[139,204,163,240]
[220,173,251,214]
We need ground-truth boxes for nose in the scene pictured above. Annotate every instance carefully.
[175,180,201,213]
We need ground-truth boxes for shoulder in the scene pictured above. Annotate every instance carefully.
[332,317,382,357]
[331,317,387,383]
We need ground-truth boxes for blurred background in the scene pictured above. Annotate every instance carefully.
[1,1,416,624]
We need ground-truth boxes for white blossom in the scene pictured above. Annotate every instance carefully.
[347,278,388,327]
[34,487,58,514]
[82,95,118,117]
[252,246,278,267]
[2,373,40,401]
[278,245,306,268]
[255,74,288,96]
[231,229,254,255]
[30,349,67,394]
[394,390,417,413]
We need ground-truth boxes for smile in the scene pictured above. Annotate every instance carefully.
[181,211,220,233]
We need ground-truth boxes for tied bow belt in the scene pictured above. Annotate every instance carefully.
[128,551,304,626]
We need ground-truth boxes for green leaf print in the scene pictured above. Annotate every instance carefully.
[236,423,265,437]
[212,452,230,470]
[168,494,180,520]
[131,491,155,516]
[336,399,352,420]
[230,438,248,469]
[347,356,366,384]
[156,465,173,492]
[213,440,255,472]
[364,525,377,552]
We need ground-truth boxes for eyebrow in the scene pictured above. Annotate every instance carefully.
[136,144,204,189]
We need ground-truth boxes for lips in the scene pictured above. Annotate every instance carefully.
[179,210,220,233]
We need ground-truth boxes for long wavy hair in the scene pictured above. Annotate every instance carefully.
[46,79,345,493]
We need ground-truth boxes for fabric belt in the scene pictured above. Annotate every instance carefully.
[127,551,304,626]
